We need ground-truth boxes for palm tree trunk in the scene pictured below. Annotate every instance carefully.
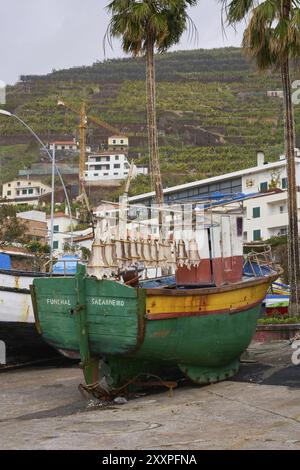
[281,58,300,315]
[146,37,164,209]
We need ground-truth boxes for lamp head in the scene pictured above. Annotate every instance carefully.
[0,109,11,117]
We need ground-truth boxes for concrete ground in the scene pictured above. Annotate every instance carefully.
[0,341,300,450]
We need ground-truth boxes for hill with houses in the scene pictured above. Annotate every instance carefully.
[0,47,298,198]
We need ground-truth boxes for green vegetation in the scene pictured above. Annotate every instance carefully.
[0,205,28,245]
[258,316,300,325]
[1,48,299,194]
[0,142,40,186]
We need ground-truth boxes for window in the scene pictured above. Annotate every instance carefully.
[115,156,119,160]
[28,182,31,185]
[53,241,59,249]
[16,190,20,196]
[17,182,20,186]
[279,228,287,236]
[28,189,33,194]
[22,189,27,195]
[282,177,288,189]
[280,205,285,214]
[53,225,59,233]
[93,173,99,177]
[253,229,261,241]
[253,207,261,219]
[96,157,101,162]
[260,182,268,192]
[114,164,120,169]
[120,140,124,144]
[7,191,11,196]
[104,173,109,176]
[8,183,11,187]
[113,140,116,144]
[114,173,118,176]
[237,217,243,236]
[243,231,248,242]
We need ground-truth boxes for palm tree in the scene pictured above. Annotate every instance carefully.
[106,0,197,211]
[221,0,300,315]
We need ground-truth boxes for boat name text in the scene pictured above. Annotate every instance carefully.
[46,298,71,306]
[90,298,125,307]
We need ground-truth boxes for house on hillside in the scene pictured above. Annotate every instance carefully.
[46,212,78,252]
[108,135,129,153]
[267,90,284,98]
[1,179,52,205]
[47,140,91,153]
[84,152,148,183]
[17,210,48,244]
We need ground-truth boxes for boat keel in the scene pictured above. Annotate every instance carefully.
[178,360,240,385]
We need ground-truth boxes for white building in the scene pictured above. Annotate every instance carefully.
[108,135,129,152]
[17,210,46,223]
[129,150,300,243]
[267,90,284,98]
[243,190,300,242]
[2,179,52,201]
[46,212,78,252]
[48,141,91,153]
[84,152,148,182]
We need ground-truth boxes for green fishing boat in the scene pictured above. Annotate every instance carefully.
[31,206,280,397]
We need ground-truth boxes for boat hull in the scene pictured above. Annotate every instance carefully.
[0,270,60,364]
[31,269,277,389]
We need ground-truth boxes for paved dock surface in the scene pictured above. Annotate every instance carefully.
[0,341,300,450]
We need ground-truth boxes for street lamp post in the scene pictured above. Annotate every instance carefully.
[50,144,56,269]
[0,109,74,265]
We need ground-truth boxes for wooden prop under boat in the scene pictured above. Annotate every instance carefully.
[31,264,279,395]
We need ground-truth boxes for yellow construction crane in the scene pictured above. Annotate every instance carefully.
[58,98,127,192]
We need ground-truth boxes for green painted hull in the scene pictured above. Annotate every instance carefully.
[31,267,269,390]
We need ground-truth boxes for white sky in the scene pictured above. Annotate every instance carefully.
[0,0,244,85]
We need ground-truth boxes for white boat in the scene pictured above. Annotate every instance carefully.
[0,269,36,323]
[0,256,81,364]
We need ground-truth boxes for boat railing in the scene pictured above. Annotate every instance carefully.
[43,259,78,276]
[243,243,278,278]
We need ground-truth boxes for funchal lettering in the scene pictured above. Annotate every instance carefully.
[46,298,71,306]
[46,297,125,307]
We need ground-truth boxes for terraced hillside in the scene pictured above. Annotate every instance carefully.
[1,47,298,196]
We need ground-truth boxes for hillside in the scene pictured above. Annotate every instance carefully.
[0,47,297,196]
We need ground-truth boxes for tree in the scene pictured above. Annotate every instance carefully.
[0,206,28,246]
[106,0,197,212]
[221,0,300,315]
[26,241,50,272]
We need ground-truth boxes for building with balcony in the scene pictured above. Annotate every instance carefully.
[84,152,148,182]
[2,179,52,202]
[128,150,300,243]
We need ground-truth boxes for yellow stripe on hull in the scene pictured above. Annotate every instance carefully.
[146,282,269,317]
